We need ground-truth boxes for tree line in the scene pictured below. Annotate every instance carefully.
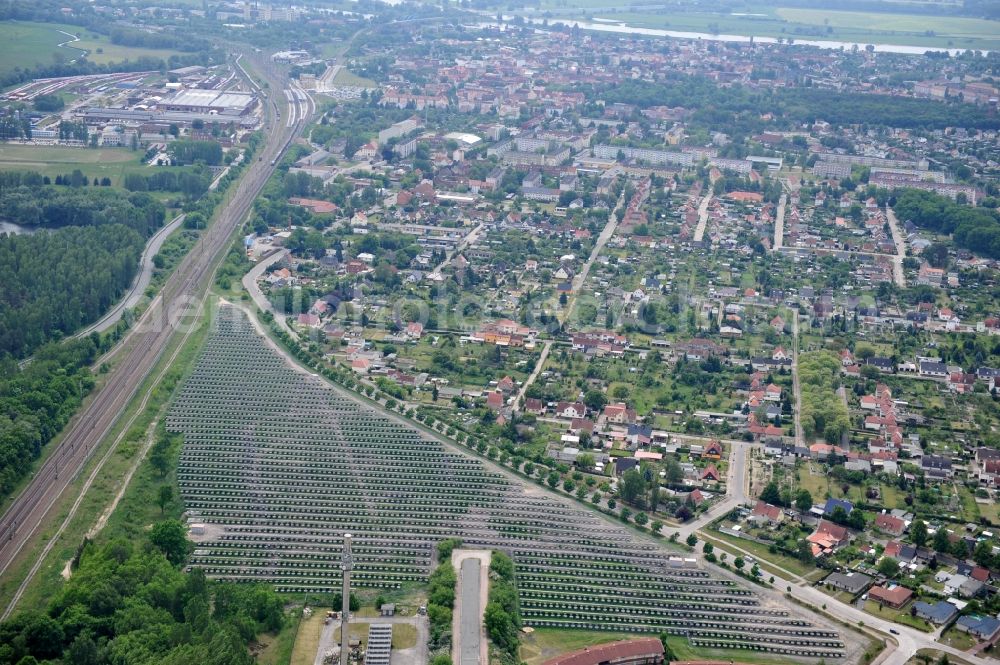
[124,169,212,199]
[0,530,284,665]
[484,552,521,665]
[167,140,224,167]
[799,351,851,444]
[592,77,1000,131]
[892,188,1000,259]
[109,27,210,53]
[427,539,460,660]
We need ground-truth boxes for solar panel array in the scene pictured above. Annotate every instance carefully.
[166,307,845,659]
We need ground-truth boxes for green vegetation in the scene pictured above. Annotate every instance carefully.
[0,224,144,358]
[0,337,102,499]
[592,79,1000,131]
[123,168,213,199]
[289,612,325,665]
[427,541,458,659]
[776,7,998,43]
[893,188,1000,258]
[331,68,378,88]
[167,140,224,167]
[0,537,285,665]
[798,351,850,443]
[0,173,165,358]
[0,19,217,89]
[0,144,150,188]
[519,628,633,665]
[485,552,521,664]
[505,2,1000,50]
[0,21,87,78]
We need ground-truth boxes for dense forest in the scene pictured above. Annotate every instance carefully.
[0,531,284,665]
[0,225,145,358]
[0,174,165,358]
[592,78,1000,131]
[893,189,1000,258]
[0,182,165,237]
[0,336,99,498]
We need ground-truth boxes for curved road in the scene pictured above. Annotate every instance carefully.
[0,52,313,616]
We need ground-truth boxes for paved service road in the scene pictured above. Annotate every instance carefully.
[0,52,310,617]
[674,439,752,540]
[885,207,907,288]
[773,193,787,251]
[692,192,713,242]
[243,248,292,335]
[459,558,482,665]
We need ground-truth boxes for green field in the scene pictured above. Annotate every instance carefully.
[520,628,804,665]
[0,144,153,188]
[510,4,1000,51]
[0,22,88,77]
[777,8,996,38]
[332,68,378,88]
[71,35,182,66]
[0,21,182,78]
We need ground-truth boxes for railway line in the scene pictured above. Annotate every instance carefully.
[0,52,313,616]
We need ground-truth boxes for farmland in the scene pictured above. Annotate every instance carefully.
[166,306,851,661]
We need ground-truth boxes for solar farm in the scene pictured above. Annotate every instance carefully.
[166,307,850,661]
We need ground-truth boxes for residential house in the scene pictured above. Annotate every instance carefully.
[921,455,953,481]
[955,615,1000,642]
[912,600,958,625]
[869,585,913,610]
[824,572,872,595]
[604,403,638,425]
[555,401,587,419]
[823,498,854,516]
[807,520,849,556]
[875,514,906,537]
[751,500,783,525]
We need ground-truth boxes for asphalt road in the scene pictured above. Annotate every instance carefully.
[692,191,713,243]
[773,192,787,250]
[885,207,907,288]
[673,438,751,540]
[457,557,483,665]
[0,52,311,616]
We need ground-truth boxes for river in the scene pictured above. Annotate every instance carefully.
[481,16,981,55]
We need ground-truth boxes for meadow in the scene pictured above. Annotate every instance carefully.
[0,22,87,77]
[0,144,153,188]
[0,21,183,78]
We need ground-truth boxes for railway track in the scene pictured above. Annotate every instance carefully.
[0,52,313,616]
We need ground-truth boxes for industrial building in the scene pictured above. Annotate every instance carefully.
[78,107,258,129]
[160,89,258,116]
